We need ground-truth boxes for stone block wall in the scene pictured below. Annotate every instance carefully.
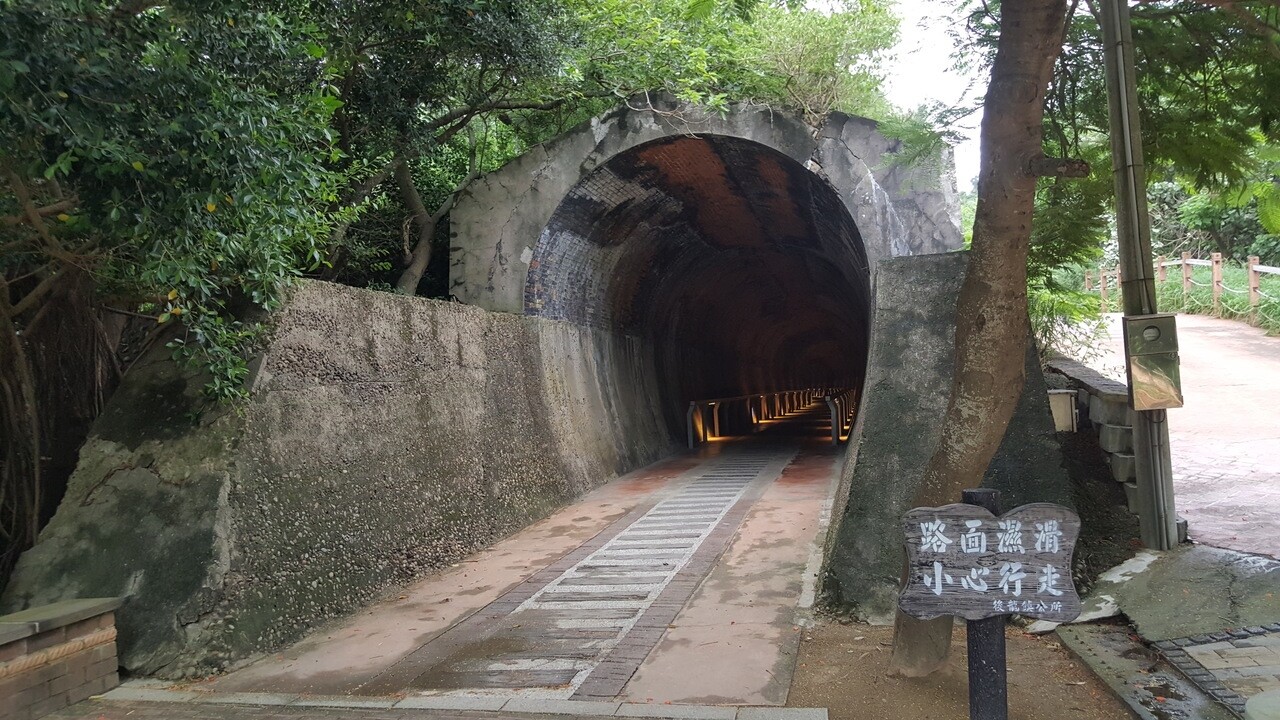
[1045,356,1140,512]
[0,599,121,720]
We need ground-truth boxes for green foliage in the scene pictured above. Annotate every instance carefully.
[933,0,1280,364]
[283,0,573,156]
[686,0,760,21]
[958,189,977,246]
[1,0,341,401]
[1033,2,1280,185]
[1148,171,1280,265]
[329,0,902,295]
[3,0,905,405]
[876,103,971,188]
[1028,277,1104,360]
[332,118,525,293]
[1027,142,1112,287]
[560,0,742,111]
[736,2,897,121]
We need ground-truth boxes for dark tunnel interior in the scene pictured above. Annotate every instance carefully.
[525,134,872,436]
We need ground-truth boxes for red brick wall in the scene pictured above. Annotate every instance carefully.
[0,611,119,720]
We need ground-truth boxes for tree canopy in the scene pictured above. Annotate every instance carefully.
[927,0,1280,353]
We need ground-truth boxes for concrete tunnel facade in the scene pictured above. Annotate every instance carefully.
[449,98,963,432]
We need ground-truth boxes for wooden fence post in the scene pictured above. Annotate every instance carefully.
[1181,251,1192,294]
[1099,268,1109,312]
[1084,269,1093,291]
[1249,255,1261,325]
[1115,264,1123,284]
[1156,255,1167,282]
[1212,252,1224,315]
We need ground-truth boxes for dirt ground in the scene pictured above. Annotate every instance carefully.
[789,621,1132,720]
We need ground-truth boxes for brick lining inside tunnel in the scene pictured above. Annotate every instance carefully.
[524,134,871,430]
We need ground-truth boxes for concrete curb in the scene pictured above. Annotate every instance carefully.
[795,454,842,627]
[98,685,829,720]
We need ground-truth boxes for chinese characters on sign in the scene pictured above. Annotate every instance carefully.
[898,503,1082,623]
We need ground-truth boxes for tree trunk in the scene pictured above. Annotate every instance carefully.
[394,145,479,296]
[889,0,1070,677]
[0,282,43,569]
[321,155,406,277]
[393,162,437,296]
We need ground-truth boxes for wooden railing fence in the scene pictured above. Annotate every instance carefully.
[1084,252,1280,326]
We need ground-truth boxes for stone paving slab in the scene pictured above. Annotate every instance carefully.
[396,696,510,711]
[505,699,622,716]
[616,704,737,720]
[736,709,827,720]
[1057,624,1236,720]
[47,698,610,720]
[206,692,301,706]
[51,689,828,720]
[1156,627,1280,716]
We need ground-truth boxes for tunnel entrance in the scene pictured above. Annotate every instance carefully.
[524,135,872,439]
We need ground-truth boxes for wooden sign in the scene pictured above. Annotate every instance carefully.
[899,502,1082,623]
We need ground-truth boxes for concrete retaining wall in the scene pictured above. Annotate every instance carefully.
[821,252,1075,621]
[1,281,675,678]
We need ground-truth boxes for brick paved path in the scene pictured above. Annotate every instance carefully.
[1091,313,1280,559]
[1157,628,1280,715]
[1187,635,1280,696]
[360,449,795,700]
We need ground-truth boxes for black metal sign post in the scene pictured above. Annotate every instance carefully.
[898,489,1082,720]
[963,489,1008,720]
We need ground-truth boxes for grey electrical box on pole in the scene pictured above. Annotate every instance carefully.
[1122,314,1184,411]
[1099,0,1179,550]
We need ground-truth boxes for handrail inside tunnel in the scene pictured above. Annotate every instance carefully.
[686,387,858,448]
[823,388,858,446]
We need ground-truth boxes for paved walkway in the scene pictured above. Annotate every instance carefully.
[1159,628,1280,713]
[1091,313,1280,559]
[53,406,842,719]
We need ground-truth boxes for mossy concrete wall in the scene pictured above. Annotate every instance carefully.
[1,281,674,677]
[822,252,1074,622]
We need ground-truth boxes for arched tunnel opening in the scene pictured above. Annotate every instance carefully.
[525,134,872,443]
